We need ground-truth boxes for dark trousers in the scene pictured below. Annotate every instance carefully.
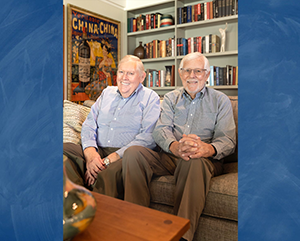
[63,142,123,198]
[122,145,222,241]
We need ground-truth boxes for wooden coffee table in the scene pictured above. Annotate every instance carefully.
[72,192,190,241]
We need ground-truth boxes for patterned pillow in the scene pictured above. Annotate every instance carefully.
[63,100,91,144]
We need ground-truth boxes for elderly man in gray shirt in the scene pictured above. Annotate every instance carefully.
[122,52,236,241]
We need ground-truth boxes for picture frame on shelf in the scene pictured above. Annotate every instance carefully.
[67,4,120,103]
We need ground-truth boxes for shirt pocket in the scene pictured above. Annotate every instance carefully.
[194,112,217,140]
[120,104,143,129]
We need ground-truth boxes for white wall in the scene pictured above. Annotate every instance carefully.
[125,0,171,10]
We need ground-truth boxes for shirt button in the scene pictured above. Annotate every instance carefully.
[187,125,190,128]
[118,108,120,110]
[111,128,113,130]
[114,118,116,120]
[192,102,195,104]
[190,114,193,116]
[108,140,110,143]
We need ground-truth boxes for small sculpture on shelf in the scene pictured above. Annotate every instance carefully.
[219,22,228,52]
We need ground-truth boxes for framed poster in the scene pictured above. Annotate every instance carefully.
[67,4,120,103]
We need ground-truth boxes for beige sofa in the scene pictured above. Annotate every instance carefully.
[63,95,238,241]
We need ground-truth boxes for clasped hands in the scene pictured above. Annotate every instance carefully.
[170,134,215,161]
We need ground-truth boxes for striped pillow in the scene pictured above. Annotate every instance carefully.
[63,100,91,144]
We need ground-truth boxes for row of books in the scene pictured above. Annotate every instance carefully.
[144,65,238,88]
[144,66,175,87]
[143,38,176,59]
[177,35,220,56]
[141,34,220,59]
[128,13,169,33]
[178,0,238,24]
[207,65,238,86]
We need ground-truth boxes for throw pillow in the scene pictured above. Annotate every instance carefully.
[63,100,91,144]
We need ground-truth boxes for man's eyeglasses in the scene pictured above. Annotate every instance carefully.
[180,68,208,77]
[118,70,136,77]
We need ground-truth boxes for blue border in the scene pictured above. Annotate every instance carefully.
[0,1,63,240]
[239,1,300,240]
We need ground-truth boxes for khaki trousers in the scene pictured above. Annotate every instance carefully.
[63,142,123,198]
[122,146,218,241]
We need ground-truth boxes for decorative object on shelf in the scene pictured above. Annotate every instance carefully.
[165,66,172,86]
[160,14,173,27]
[63,155,97,241]
[219,22,228,52]
[134,41,145,59]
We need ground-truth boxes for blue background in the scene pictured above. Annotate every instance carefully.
[239,1,300,240]
[0,0,63,240]
[1,0,300,240]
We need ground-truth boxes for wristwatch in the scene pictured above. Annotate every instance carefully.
[103,157,111,167]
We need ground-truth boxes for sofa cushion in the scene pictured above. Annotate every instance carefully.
[150,162,238,221]
[63,100,91,144]
[224,96,238,163]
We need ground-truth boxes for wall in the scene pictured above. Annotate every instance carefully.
[125,0,171,10]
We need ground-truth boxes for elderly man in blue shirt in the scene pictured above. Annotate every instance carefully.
[63,55,160,198]
[122,52,236,241]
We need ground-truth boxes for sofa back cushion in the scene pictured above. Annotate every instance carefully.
[223,96,238,163]
[63,100,90,144]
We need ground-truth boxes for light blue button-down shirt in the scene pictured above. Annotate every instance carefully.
[81,84,160,158]
[153,87,236,160]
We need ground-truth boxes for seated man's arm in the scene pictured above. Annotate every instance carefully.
[210,95,236,160]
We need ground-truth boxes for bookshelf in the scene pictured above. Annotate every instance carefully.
[127,0,238,96]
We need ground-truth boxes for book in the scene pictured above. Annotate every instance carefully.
[160,70,165,87]
[215,66,220,85]
[205,35,210,53]
[177,7,182,24]
[133,18,137,32]
[197,36,202,53]
[160,40,166,58]
[211,34,220,53]
[171,65,175,86]
[226,65,230,85]
[219,67,224,85]
[177,38,182,56]
[187,5,192,23]
[182,38,188,55]
[156,13,162,28]
[209,66,214,86]
[153,70,159,87]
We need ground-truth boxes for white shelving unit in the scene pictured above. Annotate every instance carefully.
[127,0,238,96]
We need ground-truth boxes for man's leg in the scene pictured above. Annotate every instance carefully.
[63,142,87,187]
[174,157,215,241]
[122,146,175,207]
[93,147,123,198]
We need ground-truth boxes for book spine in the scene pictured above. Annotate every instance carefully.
[215,66,220,85]
[210,66,214,86]
[160,69,165,87]
[205,35,209,53]
[182,38,187,55]
[187,5,192,23]
[178,7,182,24]
[197,36,202,53]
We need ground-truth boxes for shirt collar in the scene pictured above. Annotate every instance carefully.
[182,86,206,101]
[117,83,143,100]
